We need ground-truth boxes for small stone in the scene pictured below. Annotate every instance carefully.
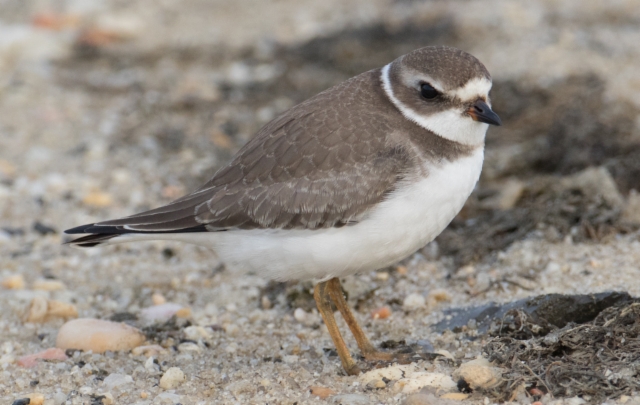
[453,357,503,390]
[183,326,212,340]
[283,355,299,364]
[101,392,115,405]
[25,297,78,323]
[33,279,66,291]
[2,274,25,289]
[17,348,67,367]
[151,293,166,305]
[310,386,335,399]
[394,372,457,393]
[403,393,436,405]
[178,342,201,352]
[330,394,370,404]
[175,307,192,318]
[403,293,426,310]
[261,295,272,309]
[131,344,166,357]
[140,392,149,399]
[371,306,391,320]
[140,303,185,322]
[366,379,386,389]
[293,308,308,323]
[428,289,451,303]
[56,318,145,353]
[396,265,408,275]
[11,399,30,405]
[376,271,390,281]
[103,373,133,389]
[82,191,113,207]
[260,379,271,387]
[159,367,186,389]
[224,323,240,336]
[25,393,45,405]
[440,393,469,400]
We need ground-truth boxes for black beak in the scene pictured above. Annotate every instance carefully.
[468,99,502,126]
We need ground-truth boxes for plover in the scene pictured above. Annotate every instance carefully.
[66,46,501,375]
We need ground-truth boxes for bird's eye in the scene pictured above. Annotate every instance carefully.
[420,83,439,99]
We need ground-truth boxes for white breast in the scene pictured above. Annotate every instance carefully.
[140,147,485,281]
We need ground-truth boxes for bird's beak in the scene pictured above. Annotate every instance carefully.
[468,99,502,126]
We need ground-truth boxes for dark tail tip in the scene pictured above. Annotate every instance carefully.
[64,233,119,247]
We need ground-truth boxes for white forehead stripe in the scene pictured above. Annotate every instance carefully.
[381,63,488,146]
[450,77,493,102]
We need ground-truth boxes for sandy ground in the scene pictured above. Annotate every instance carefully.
[1,1,640,404]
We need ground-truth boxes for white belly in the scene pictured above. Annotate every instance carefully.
[134,148,484,281]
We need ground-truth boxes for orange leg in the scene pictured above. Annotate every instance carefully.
[314,280,361,375]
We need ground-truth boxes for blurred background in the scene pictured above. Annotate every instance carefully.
[1,0,640,403]
[1,0,639,258]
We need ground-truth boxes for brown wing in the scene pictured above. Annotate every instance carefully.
[66,70,410,235]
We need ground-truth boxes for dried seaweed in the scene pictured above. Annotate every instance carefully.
[484,303,640,402]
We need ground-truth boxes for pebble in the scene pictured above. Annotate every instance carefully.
[183,325,212,340]
[56,318,145,352]
[440,393,470,400]
[310,386,335,399]
[453,357,503,390]
[151,293,166,305]
[371,306,391,320]
[103,373,133,389]
[140,303,188,323]
[156,392,182,403]
[25,297,78,323]
[159,367,186,389]
[25,394,45,405]
[17,347,67,367]
[33,279,66,291]
[101,393,115,405]
[365,379,386,389]
[2,274,25,289]
[403,393,436,405]
[293,307,308,323]
[330,394,370,404]
[82,191,113,207]
[393,372,457,393]
[403,293,426,310]
[131,344,166,357]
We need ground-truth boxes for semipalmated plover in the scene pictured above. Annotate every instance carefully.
[66,46,501,375]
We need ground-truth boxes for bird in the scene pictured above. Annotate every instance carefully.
[65,45,501,375]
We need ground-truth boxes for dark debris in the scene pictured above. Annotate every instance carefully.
[484,302,640,402]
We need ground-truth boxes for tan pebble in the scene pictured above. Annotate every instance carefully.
[2,274,25,289]
[309,386,335,398]
[161,185,185,199]
[0,159,16,176]
[371,306,391,320]
[131,344,166,357]
[396,265,408,275]
[176,307,191,318]
[151,293,166,305]
[453,357,503,390]
[260,379,271,387]
[403,293,426,310]
[531,402,543,405]
[46,300,78,319]
[56,318,145,353]
[529,387,544,396]
[261,295,272,309]
[159,367,186,389]
[403,393,436,405]
[376,271,390,281]
[140,392,148,399]
[25,393,45,405]
[428,289,451,303]
[101,392,114,405]
[25,296,48,323]
[440,393,469,400]
[33,279,66,291]
[25,297,76,323]
[82,191,113,207]
[210,129,234,150]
